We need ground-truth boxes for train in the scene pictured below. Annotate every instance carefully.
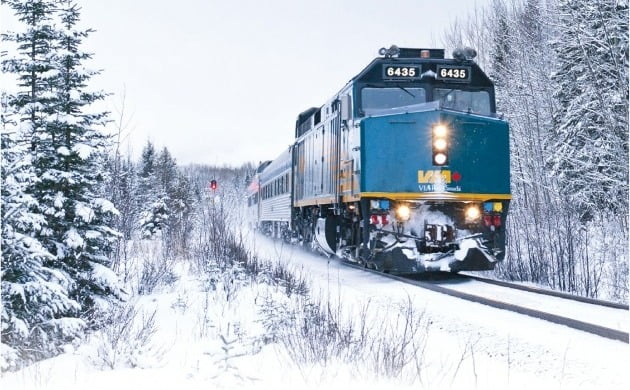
[247,46,511,273]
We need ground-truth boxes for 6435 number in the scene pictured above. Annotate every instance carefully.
[436,66,471,82]
[384,66,419,78]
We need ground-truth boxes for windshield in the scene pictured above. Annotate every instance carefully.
[361,87,427,113]
[434,88,491,115]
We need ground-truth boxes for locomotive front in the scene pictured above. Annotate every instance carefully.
[289,47,511,273]
[355,47,510,272]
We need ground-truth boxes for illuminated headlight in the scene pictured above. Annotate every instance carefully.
[434,138,447,151]
[432,124,449,166]
[396,205,411,221]
[434,153,447,165]
[465,205,481,221]
[433,124,448,137]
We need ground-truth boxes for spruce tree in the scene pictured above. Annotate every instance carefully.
[40,0,122,312]
[138,140,167,237]
[1,0,82,368]
[2,1,122,367]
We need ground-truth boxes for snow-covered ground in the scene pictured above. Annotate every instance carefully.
[248,233,630,389]
[2,233,628,390]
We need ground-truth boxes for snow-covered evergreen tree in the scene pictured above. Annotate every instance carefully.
[136,143,196,250]
[38,0,123,312]
[138,141,167,237]
[2,0,123,368]
[156,147,178,194]
[1,1,82,369]
[139,140,156,182]
[2,91,85,370]
[548,0,629,220]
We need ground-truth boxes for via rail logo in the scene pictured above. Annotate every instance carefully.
[417,170,462,192]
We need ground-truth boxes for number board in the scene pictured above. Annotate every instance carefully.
[436,65,471,82]
[383,65,421,80]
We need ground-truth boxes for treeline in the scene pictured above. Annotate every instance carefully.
[107,141,197,261]
[443,0,628,300]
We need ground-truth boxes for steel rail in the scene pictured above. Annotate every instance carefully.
[457,272,629,310]
[342,262,629,343]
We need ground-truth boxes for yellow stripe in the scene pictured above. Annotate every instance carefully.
[293,193,511,207]
[360,192,512,201]
[342,194,361,203]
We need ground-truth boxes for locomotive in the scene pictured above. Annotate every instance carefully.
[247,46,511,273]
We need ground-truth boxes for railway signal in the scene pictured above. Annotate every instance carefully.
[210,179,217,191]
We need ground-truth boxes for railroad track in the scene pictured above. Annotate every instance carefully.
[342,262,629,343]
[457,272,629,310]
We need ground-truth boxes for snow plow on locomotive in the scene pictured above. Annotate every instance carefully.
[247,46,511,273]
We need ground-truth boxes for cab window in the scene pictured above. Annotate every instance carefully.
[361,87,427,114]
[434,88,491,115]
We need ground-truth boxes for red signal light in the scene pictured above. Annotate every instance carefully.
[210,179,217,191]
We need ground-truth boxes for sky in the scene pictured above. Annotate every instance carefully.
[2,0,490,167]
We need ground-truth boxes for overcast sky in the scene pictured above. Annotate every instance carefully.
[2,0,489,167]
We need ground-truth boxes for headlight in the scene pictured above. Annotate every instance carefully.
[465,205,481,221]
[434,138,447,151]
[396,205,411,221]
[433,124,448,137]
[432,124,449,166]
[434,153,447,165]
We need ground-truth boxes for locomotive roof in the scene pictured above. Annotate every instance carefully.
[295,47,495,136]
[351,55,493,87]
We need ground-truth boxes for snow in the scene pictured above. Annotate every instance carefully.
[2,235,627,390]
[73,143,93,159]
[69,90,81,101]
[40,69,60,79]
[249,234,629,389]
[63,228,84,249]
[47,318,86,336]
[75,202,94,223]
[453,238,481,260]
[57,146,71,156]
[93,198,119,216]
[50,114,81,125]
[53,192,64,209]
[85,230,101,239]
[89,262,122,297]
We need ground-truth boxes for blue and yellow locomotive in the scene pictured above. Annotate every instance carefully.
[248,46,511,273]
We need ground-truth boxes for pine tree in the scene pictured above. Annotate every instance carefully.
[1,1,82,368]
[549,0,629,220]
[39,0,123,312]
[139,139,156,181]
[138,140,167,237]
[155,147,178,194]
[2,1,123,368]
